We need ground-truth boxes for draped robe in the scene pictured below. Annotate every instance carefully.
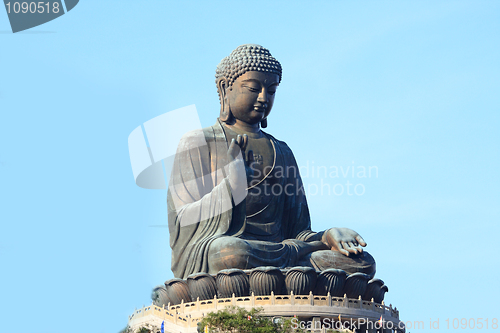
[167,119,375,279]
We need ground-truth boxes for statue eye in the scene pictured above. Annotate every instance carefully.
[247,86,260,93]
[242,83,260,93]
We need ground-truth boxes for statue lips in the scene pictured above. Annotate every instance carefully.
[253,105,267,113]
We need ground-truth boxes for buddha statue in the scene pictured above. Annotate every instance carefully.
[167,44,375,280]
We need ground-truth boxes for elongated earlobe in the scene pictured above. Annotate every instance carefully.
[217,78,234,124]
[261,118,268,128]
[221,100,233,123]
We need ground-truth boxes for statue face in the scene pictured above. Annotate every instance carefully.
[226,71,279,125]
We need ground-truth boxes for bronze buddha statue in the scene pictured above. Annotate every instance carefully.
[167,44,375,280]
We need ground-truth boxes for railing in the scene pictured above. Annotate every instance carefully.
[129,291,400,330]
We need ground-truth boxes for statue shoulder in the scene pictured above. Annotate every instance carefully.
[176,128,206,150]
[176,123,224,150]
[262,131,293,154]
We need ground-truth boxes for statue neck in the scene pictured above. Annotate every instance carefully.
[223,121,264,139]
[228,120,261,134]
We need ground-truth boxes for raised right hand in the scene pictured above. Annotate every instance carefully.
[227,134,255,191]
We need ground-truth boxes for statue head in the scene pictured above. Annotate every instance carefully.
[216,44,282,128]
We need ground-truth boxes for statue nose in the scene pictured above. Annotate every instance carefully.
[257,90,268,103]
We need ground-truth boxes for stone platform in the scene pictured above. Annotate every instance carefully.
[128,292,404,333]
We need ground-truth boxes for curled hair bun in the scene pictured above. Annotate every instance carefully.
[215,44,282,88]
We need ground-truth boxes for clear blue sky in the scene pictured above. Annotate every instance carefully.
[1,1,499,332]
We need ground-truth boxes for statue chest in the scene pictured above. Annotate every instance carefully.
[221,127,283,216]
[246,137,275,186]
[245,137,287,217]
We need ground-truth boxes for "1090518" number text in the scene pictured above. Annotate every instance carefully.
[5,2,60,14]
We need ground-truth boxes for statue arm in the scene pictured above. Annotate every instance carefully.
[277,140,324,243]
[278,140,365,256]
[168,129,247,277]
[287,180,367,256]
[168,129,246,235]
[295,230,325,242]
